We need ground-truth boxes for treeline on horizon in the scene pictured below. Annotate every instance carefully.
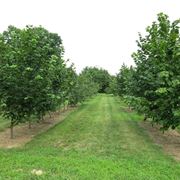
[0,12,180,138]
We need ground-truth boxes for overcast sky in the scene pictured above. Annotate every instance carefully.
[0,0,180,74]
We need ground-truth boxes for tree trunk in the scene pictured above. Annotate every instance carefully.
[66,102,69,110]
[10,120,14,139]
[143,115,147,121]
[128,105,131,110]
[58,108,61,113]
[48,111,52,118]
[41,115,45,122]
[48,111,54,121]
[28,121,32,129]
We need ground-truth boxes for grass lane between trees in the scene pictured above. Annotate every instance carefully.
[0,94,179,179]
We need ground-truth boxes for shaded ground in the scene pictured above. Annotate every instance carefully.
[140,121,180,161]
[0,108,75,148]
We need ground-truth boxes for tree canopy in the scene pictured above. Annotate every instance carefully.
[0,25,99,138]
[114,13,180,130]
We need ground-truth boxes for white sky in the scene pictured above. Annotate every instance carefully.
[0,0,180,74]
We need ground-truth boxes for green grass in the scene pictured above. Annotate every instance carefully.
[0,94,179,179]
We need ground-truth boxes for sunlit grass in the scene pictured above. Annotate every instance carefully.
[0,94,179,179]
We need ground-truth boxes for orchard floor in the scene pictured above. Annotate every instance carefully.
[0,108,75,148]
[0,94,180,179]
[140,121,180,161]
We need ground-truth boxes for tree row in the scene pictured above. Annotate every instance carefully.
[0,26,111,138]
[109,13,180,131]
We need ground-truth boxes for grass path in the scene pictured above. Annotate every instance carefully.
[0,94,179,179]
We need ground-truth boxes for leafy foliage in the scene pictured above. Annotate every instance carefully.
[81,67,111,93]
[115,13,180,130]
[0,26,67,137]
[116,64,134,96]
[0,26,98,138]
[105,76,118,95]
[69,72,99,105]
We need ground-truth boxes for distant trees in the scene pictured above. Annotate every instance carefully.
[105,76,118,95]
[116,64,134,96]
[114,13,180,130]
[69,73,99,106]
[81,67,111,93]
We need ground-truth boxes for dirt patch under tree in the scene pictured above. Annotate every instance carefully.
[0,107,75,148]
[139,121,180,161]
